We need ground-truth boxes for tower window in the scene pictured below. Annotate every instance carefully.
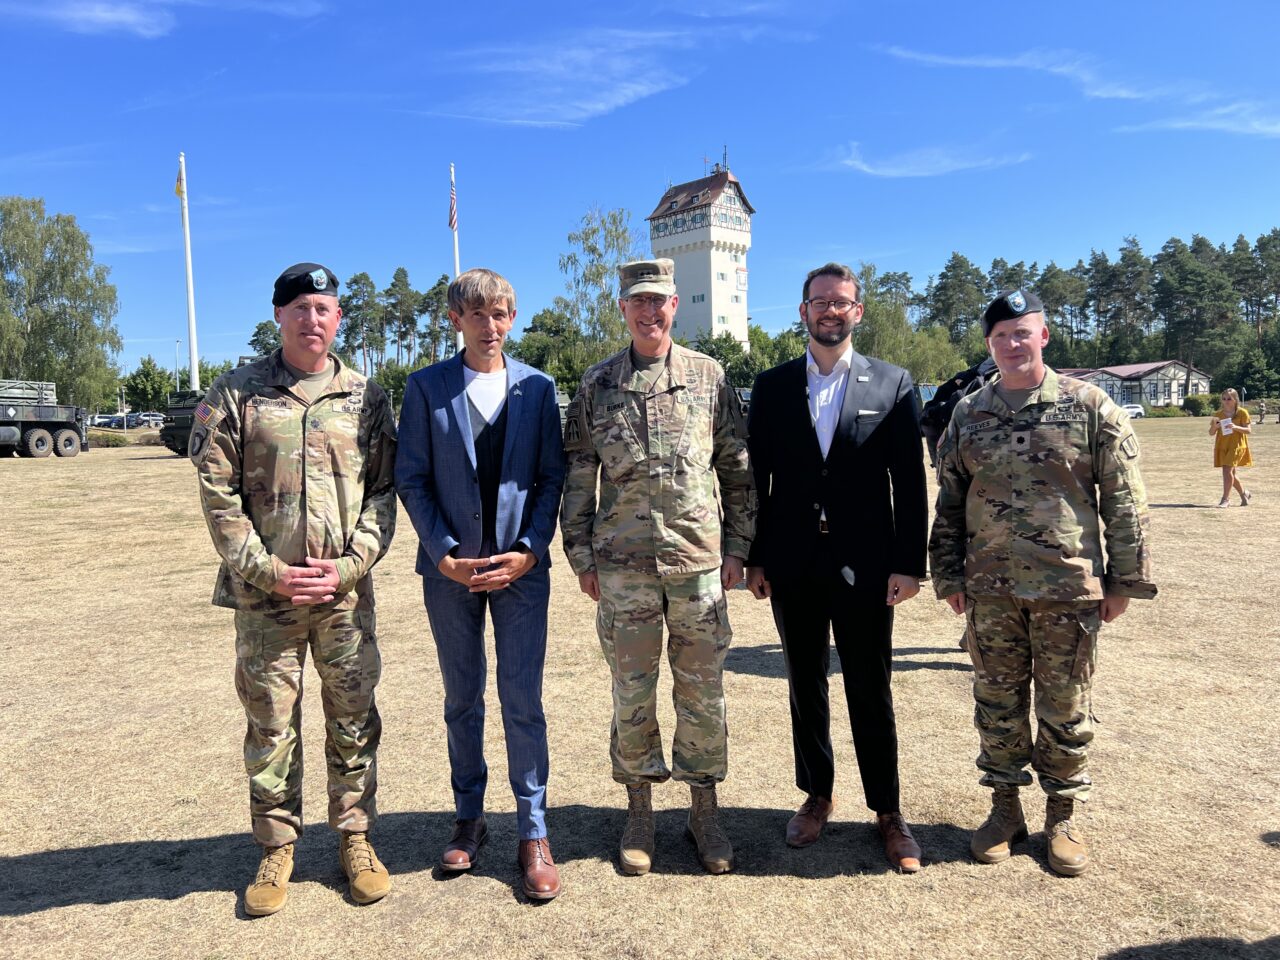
[717,272,727,281]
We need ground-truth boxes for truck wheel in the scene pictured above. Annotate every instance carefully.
[54,429,81,457]
[23,428,53,458]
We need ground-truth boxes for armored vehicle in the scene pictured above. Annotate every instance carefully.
[0,380,88,459]
[160,389,205,455]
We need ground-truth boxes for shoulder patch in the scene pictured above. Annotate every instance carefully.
[563,398,587,451]
[1120,434,1140,459]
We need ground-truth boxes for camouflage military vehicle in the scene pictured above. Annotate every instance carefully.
[161,356,261,456]
[0,380,88,459]
[160,388,206,455]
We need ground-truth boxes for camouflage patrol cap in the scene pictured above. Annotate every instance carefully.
[982,288,1043,335]
[273,262,340,306]
[618,258,676,298]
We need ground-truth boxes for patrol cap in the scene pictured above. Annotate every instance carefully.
[618,258,676,298]
[981,288,1043,336]
[273,262,340,306]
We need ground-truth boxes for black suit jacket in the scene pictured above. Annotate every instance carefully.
[746,351,928,587]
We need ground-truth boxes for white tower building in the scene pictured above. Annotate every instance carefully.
[646,163,754,348]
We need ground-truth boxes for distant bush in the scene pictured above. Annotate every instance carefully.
[1145,404,1185,418]
[1181,395,1212,416]
[88,431,129,447]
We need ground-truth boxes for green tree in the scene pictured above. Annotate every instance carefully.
[508,306,596,392]
[417,273,452,364]
[0,196,122,409]
[1154,237,1238,393]
[555,206,643,346]
[693,330,751,387]
[922,252,987,341]
[340,272,383,375]
[177,358,234,392]
[248,319,281,356]
[381,267,420,366]
[124,355,173,411]
[1036,261,1090,358]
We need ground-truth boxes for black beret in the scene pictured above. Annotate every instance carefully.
[273,262,339,306]
[981,289,1043,335]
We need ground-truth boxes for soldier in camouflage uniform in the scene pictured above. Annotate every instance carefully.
[192,263,398,915]
[561,258,755,876]
[929,289,1156,876]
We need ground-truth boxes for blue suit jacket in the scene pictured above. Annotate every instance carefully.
[394,353,566,579]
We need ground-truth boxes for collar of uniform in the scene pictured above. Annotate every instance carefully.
[971,366,1058,415]
[264,348,352,396]
[619,341,694,393]
[805,342,855,377]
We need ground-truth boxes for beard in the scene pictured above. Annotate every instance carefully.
[806,315,854,347]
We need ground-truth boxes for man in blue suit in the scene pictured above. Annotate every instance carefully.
[394,268,566,901]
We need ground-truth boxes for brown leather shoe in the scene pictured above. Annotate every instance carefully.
[877,812,922,873]
[786,795,834,848]
[517,838,561,900]
[441,817,487,872]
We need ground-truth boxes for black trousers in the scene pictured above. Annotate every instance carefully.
[769,563,900,814]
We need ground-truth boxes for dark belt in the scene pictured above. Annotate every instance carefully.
[818,519,830,534]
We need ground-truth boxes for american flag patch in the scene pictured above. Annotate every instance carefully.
[194,401,215,424]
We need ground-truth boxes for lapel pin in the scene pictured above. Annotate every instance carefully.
[856,375,870,382]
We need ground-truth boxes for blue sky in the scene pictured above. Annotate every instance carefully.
[3,0,1280,371]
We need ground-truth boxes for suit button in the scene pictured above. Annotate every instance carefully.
[473,513,480,520]
[813,503,820,510]
[821,468,828,476]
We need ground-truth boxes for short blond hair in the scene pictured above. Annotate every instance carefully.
[448,268,516,315]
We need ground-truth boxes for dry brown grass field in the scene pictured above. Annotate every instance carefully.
[1,417,1277,960]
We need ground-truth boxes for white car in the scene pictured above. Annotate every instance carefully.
[1121,403,1145,419]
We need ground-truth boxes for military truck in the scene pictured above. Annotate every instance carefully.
[0,380,89,458]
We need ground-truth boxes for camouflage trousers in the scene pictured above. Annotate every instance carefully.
[964,597,1099,801]
[595,565,732,787]
[234,605,382,846]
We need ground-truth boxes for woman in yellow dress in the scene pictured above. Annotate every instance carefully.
[1209,387,1253,507]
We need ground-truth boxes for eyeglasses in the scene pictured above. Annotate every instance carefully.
[805,298,857,314]
[625,294,670,310]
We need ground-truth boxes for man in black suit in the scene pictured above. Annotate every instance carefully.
[745,262,928,872]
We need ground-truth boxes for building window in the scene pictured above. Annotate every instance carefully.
[718,213,728,224]
[692,213,704,224]
[717,315,727,325]
[734,216,743,226]
[668,200,678,210]
[1164,382,1171,400]
[725,195,736,206]
[732,295,741,303]
[717,272,727,281]
[655,222,668,233]
[674,217,685,228]
[1148,381,1158,400]
[730,253,741,263]
[691,294,705,304]
[691,192,700,203]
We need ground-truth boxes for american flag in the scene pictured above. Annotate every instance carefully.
[448,178,458,232]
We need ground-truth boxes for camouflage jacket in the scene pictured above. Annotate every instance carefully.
[191,350,398,611]
[561,343,755,577]
[929,367,1156,602]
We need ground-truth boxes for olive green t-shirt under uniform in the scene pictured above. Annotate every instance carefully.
[282,358,336,405]
[629,346,669,449]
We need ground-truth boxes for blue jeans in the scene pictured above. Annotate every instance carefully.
[421,566,550,839]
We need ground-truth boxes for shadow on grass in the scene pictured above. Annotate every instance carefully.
[1148,503,1213,509]
[1262,831,1280,848]
[1101,936,1280,959]
[725,643,969,679]
[0,807,972,915]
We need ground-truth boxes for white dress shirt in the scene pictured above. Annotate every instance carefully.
[806,343,854,460]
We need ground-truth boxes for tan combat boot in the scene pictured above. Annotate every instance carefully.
[1045,796,1089,877]
[244,843,294,916]
[620,783,655,876]
[339,832,391,904]
[970,785,1028,864]
[686,785,734,874]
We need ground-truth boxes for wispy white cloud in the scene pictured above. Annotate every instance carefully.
[0,0,328,38]
[882,45,1161,101]
[827,142,1032,178]
[0,143,102,172]
[447,29,694,126]
[1117,100,1280,138]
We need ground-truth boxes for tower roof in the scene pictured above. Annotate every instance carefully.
[646,167,755,220]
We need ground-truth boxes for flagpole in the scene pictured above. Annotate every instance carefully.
[177,152,200,390]
[450,163,463,354]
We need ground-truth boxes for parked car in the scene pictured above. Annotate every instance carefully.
[1121,403,1145,419]
[137,412,165,427]
[90,414,115,427]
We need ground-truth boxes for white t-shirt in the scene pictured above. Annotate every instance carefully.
[463,366,507,424]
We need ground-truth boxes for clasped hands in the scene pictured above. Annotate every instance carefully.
[273,557,342,606]
[439,549,537,593]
